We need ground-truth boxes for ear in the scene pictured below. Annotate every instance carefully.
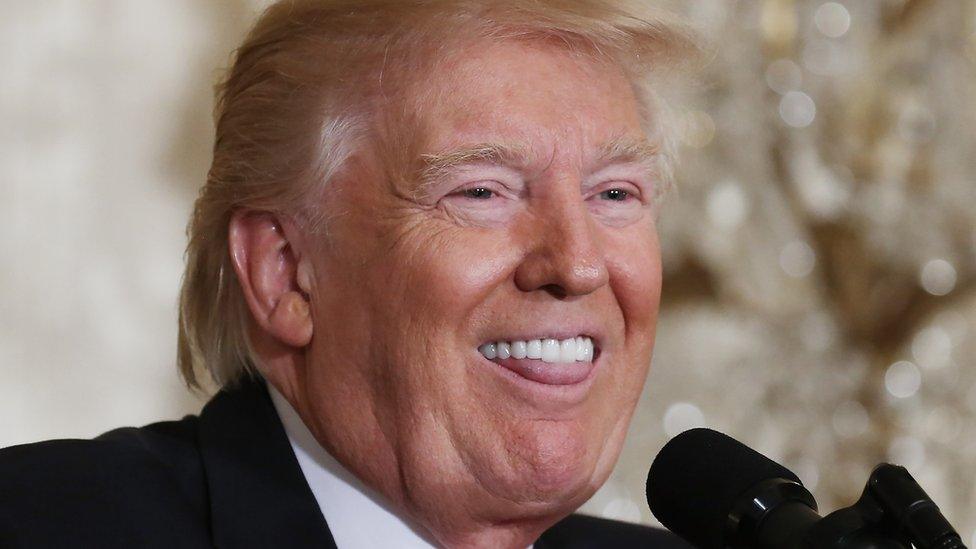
[228,210,313,349]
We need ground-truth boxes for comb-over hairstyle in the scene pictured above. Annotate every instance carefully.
[177,0,702,389]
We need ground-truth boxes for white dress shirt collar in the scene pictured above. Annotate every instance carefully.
[268,386,440,549]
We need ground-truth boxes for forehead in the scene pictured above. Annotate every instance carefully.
[412,40,648,165]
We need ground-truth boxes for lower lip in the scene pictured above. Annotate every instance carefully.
[488,355,597,386]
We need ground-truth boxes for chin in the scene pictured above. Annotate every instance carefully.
[499,419,611,509]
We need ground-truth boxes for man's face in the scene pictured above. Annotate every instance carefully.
[300,41,662,524]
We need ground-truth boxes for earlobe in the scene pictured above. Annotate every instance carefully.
[228,210,314,350]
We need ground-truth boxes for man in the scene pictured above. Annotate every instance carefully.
[0,1,699,547]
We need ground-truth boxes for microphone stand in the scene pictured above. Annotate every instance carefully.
[729,464,966,549]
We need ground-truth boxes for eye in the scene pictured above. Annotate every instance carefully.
[461,187,495,200]
[438,182,519,227]
[599,188,631,202]
[586,181,648,227]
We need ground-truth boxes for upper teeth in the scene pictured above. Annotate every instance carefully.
[479,336,594,363]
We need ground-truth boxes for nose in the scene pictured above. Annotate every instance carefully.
[514,189,610,299]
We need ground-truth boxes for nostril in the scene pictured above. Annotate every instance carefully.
[540,284,567,299]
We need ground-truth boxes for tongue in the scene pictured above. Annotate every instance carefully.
[494,357,593,385]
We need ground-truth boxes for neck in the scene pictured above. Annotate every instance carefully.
[431,524,544,549]
[274,383,563,549]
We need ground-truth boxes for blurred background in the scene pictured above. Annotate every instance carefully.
[1,0,973,541]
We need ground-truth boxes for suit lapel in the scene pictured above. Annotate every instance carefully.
[197,377,338,548]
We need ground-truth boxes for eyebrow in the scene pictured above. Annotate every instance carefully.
[413,136,660,198]
[416,143,531,197]
[594,136,661,170]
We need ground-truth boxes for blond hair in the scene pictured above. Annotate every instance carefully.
[178,0,702,389]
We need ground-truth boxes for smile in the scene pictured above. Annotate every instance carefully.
[477,336,600,386]
[478,336,595,363]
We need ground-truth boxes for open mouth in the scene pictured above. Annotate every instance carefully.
[477,336,601,386]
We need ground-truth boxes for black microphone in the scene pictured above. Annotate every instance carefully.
[646,428,966,549]
[646,427,818,549]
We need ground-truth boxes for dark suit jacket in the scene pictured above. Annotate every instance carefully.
[0,378,691,548]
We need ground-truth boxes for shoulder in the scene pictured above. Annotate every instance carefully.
[0,415,204,505]
[538,514,693,549]
[0,417,211,548]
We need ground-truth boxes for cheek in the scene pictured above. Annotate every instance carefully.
[605,224,662,332]
[382,223,517,332]
[371,225,523,433]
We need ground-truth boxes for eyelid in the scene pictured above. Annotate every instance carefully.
[416,163,520,201]
[587,180,646,203]
[446,166,526,198]
[587,164,654,194]
[447,178,522,199]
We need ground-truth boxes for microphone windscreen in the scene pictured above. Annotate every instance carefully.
[646,428,804,549]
